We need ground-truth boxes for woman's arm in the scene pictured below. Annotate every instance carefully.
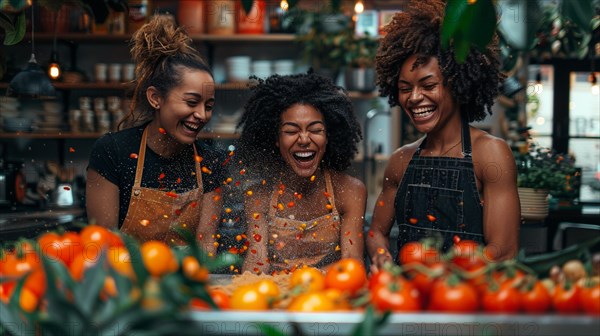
[85,169,120,230]
[476,136,520,260]
[241,189,270,274]
[366,148,412,272]
[196,189,222,257]
[336,174,367,265]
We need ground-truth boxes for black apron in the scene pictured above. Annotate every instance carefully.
[394,114,484,254]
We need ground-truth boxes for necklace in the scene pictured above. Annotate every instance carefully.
[440,140,461,156]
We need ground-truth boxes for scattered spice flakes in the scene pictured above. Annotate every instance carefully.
[225,208,232,213]
[69,147,75,153]
[345,231,351,236]
[190,201,198,208]
[296,193,302,200]
[312,232,317,239]
[409,218,418,225]
[325,204,333,210]
[335,245,341,251]
[194,155,203,163]
[201,166,212,174]
[323,191,331,198]
[459,223,466,229]
[251,249,257,254]
[378,200,385,207]
[211,214,218,221]
[213,242,219,248]
[175,209,182,216]
[358,232,363,238]
[158,127,167,134]
[235,235,242,241]
[235,181,241,187]
[275,241,285,250]
[253,213,260,219]
[368,230,374,238]
[287,201,295,208]
[165,191,178,198]
[261,179,267,185]
[349,239,353,245]
[158,172,166,180]
[176,177,181,184]
[310,175,316,182]
[247,190,253,196]
[277,203,284,211]
[226,177,233,184]
[295,233,303,240]
[140,219,150,227]
[240,169,246,175]
[253,233,262,242]
[213,195,221,201]
[129,153,139,159]
[325,215,331,220]
[377,247,385,254]
[453,235,461,244]
[427,214,436,222]
[163,214,169,219]
[253,267,260,274]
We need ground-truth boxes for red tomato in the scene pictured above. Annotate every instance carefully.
[398,241,440,266]
[409,262,446,305]
[190,288,231,310]
[552,282,581,314]
[371,278,421,312]
[428,277,479,313]
[451,240,488,271]
[521,280,552,314]
[324,258,367,295]
[579,283,600,315]
[368,270,396,290]
[38,231,83,266]
[482,282,521,313]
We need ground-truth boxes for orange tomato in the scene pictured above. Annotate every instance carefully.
[323,288,351,310]
[18,287,39,313]
[107,246,135,280]
[289,267,325,293]
[190,289,231,310]
[80,225,111,252]
[288,292,336,312]
[37,231,83,266]
[255,279,280,304]
[140,241,178,277]
[182,256,209,282]
[230,284,269,310]
[69,252,101,281]
[24,268,46,299]
[324,258,367,295]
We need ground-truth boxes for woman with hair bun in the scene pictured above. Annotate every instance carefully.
[86,15,226,251]
[366,0,520,272]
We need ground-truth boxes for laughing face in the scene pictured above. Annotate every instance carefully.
[397,55,459,134]
[151,68,215,145]
[276,104,327,178]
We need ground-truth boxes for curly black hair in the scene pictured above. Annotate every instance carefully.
[375,0,504,122]
[236,72,362,176]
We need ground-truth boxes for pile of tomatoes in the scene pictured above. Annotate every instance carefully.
[0,225,210,313]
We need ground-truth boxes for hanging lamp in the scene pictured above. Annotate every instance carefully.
[7,3,56,99]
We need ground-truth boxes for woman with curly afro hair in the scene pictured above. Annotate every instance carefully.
[237,72,366,273]
[367,0,519,272]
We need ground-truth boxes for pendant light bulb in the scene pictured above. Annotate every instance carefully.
[48,51,61,80]
[354,1,364,14]
[280,0,289,11]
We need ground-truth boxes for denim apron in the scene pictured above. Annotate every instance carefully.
[394,115,484,253]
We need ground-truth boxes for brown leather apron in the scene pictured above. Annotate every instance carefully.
[120,127,203,245]
[268,170,341,271]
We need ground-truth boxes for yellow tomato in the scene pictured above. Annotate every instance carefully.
[140,241,178,277]
[289,267,325,293]
[230,284,269,310]
[288,292,336,312]
[182,256,209,282]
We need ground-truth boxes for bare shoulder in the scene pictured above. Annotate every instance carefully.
[385,138,422,182]
[330,171,366,196]
[470,129,514,163]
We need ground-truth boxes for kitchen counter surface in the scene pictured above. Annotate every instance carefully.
[0,207,85,242]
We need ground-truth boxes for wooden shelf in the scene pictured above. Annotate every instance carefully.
[0,132,239,140]
[30,33,296,43]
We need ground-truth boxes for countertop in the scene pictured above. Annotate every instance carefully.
[0,207,85,242]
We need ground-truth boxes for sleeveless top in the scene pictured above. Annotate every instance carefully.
[394,114,484,254]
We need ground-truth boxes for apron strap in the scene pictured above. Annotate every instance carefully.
[134,126,204,192]
[460,113,473,158]
[323,169,337,214]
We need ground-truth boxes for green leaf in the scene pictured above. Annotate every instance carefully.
[123,234,148,285]
[241,0,254,15]
[74,251,107,316]
[0,298,33,335]
[560,0,594,32]
[441,0,469,49]
[3,11,25,45]
[351,305,375,336]
[464,0,496,51]
[257,324,288,336]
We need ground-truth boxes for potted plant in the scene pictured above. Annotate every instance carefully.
[515,143,580,220]
[343,33,378,92]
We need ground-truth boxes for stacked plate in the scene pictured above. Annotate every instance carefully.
[35,101,64,132]
[225,56,251,82]
[273,60,295,76]
[251,60,272,79]
[0,97,19,130]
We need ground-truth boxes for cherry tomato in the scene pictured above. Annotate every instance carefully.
[80,225,111,251]
[324,258,367,295]
[230,284,269,310]
[288,292,336,312]
[140,241,178,277]
[409,262,445,305]
[190,289,231,310]
[23,268,46,299]
[521,280,552,314]
[107,246,135,280]
[398,241,440,266]
[368,269,396,290]
[452,240,488,271]
[428,277,479,312]
[482,282,521,313]
[38,231,83,266]
[290,267,325,293]
[255,279,280,301]
[579,282,600,315]
[182,256,209,282]
[371,278,421,312]
[552,282,581,314]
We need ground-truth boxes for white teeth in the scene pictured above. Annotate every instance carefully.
[184,122,199,130]
[294,152,314,158]
[412,106,436,114]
